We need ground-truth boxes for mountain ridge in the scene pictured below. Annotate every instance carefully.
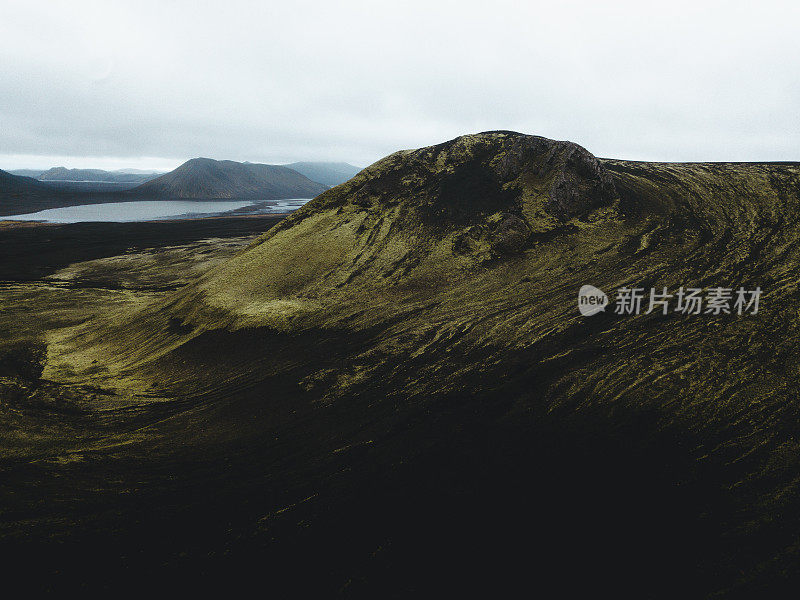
[0,168,49,192]
[38,167,159,184]
[130,157,329,199]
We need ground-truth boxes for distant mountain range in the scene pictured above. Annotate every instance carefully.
[7,169,46,178]
[38,167,160,184]
[0,168,48,193]
[114,168,166,175]
[10,167,165,179]
[0,159,362,216]
[6,167,162,194]
[284,162,362,187]
[131,158,328,199]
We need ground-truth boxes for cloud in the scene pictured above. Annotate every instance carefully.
[1,0,798,169]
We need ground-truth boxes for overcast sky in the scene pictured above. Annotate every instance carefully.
[1,0,798,170]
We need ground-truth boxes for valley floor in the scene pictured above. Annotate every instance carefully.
[0,217,293,592]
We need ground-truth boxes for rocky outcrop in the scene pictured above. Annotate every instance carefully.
[294,130,616,230]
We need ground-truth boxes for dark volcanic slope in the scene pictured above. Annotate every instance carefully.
[6,132,800,597]
[0,215,285,282]
[0,168,69,215]
[0,168,48,193]
[131,157,329,199]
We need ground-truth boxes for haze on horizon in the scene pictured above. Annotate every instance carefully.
[1,0,798,171]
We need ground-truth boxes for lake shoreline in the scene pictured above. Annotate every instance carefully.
[0,210,295,230]
[3,198,311,224]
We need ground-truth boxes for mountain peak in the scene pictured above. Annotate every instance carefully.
[171,132,618,328]
[131,158,328,199]
[298,130,616,231]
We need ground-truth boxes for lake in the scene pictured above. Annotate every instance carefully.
[5,199,311,224]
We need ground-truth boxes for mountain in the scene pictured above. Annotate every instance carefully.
[13,132,800,595]
[283,161,362,187]
[0,157,333,215]
[1,167,162,201]
[38,167,159,184]
[0,168,72,215]
[113,168,165,175]
[32,167,161,193]
[131,157,328,199]
[0,168,48,193]
[8,169,45,178]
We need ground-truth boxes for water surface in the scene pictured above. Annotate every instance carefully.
[6,199,311,223]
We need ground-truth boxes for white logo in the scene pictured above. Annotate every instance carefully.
[578,285,609,316]
[577,284,762,316]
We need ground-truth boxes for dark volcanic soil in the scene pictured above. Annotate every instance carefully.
[0,215,284,281]
[2,133,800,598]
